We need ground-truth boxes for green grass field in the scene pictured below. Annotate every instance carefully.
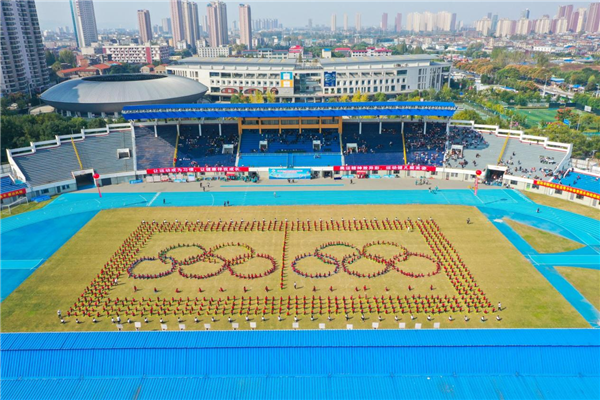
[511,108,559,128]
[0,197,54,219]
[504,219,585,253]
[521,191,600,221]
[510,108,584,129]
[0,205,589,332]
[556,267,600,311]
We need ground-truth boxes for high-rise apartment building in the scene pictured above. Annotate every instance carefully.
[495,18,516,37]
[70,0,98,48]
[355,13,361,31]
[207,1,228,47]
[239,4,252,49]
[585,2,600,32]
[162,17,172,35]
[515,18,532,35]
[395,13,402,32]
[343,14,348,31]
[381,13,388,31]
[138,10,152,43]
[475,17,492,35]
[182,1,200,49]
[1,0,49,95]
[331,14,336,32]
[170,0,184,44]
[557,5,574,21]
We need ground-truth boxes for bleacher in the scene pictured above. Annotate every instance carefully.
[12,144,81,187]
[552,171,600,194]
[135,125,177,170]
[404,122,446,166]
[0,176,27,195]
[176,124,237,168]
[76,130,134,174]
[455,129,563,179]
[341,122,405,166]
[12,130,135,187]
[238,129,342,168]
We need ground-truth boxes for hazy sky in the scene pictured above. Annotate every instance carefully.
[36,0,595,30]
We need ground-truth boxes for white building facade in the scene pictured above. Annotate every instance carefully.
[103,44,170,64]
[167,55,450,102]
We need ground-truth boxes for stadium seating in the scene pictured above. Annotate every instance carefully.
[76,131,134,174]
[238,129,342,167]
[13,130,135,187]
[12,144,81,187]
[404,122,446,166]
[176,124,237,168]
[341,122,405,166]
[552,171,600,194]
[0,176,27,194]
[135,125,177,169]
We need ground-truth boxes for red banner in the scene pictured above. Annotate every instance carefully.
[146,167,249,174]
[334,165,437,172]
[534,180,600,201]
[0,188,26,200]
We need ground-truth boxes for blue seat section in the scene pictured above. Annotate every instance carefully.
[237,153,289,168]
[0,176,27,194]
[291,153,342,167]
[552,171,600,195]
[240,130,341,154]
[134,125,177,169]
[341,122,405,166]
[404,122,446,166]
[177,124,237,168]
[238,129,342,167]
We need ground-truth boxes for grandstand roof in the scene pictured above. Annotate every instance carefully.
[319,54,437,66]
[177,57,297,67]
[40,74,208,114]
[122,101,457,120]
[1,329,598,399]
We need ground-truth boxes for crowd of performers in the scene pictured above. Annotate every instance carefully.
[65,218,498,322]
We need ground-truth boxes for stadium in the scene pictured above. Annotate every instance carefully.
[39,73,208,118]
[1,101,599,399]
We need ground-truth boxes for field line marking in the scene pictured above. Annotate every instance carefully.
[147,192,161,207]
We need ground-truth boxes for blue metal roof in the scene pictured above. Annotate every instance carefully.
[122,101,457,120]
[1,329,598,399]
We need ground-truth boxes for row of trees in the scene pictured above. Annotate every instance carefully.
[1,113,125,163]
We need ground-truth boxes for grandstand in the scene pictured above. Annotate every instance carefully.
[553,170,600,195]
[177,123,237,168]
[5,102,582,204]
[8,125,134,193]
[134,125,178,170]
[0,176,27,204]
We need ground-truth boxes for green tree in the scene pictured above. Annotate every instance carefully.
[452,109,485,124]
[265,91,276,103]
[58,49,76,67]
[373,92,387,102]
[51,61,62,72]
[534,52,550,68]
[251,91,264,103]
[45,50,56,67]
[585,75,597,92]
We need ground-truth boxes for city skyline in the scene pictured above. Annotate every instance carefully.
[36,1,599,31]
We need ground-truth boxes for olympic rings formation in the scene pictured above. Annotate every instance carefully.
[291,241,441,279]
[127,243,278,280]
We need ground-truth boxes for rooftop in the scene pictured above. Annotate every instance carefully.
[1,329,597,400]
